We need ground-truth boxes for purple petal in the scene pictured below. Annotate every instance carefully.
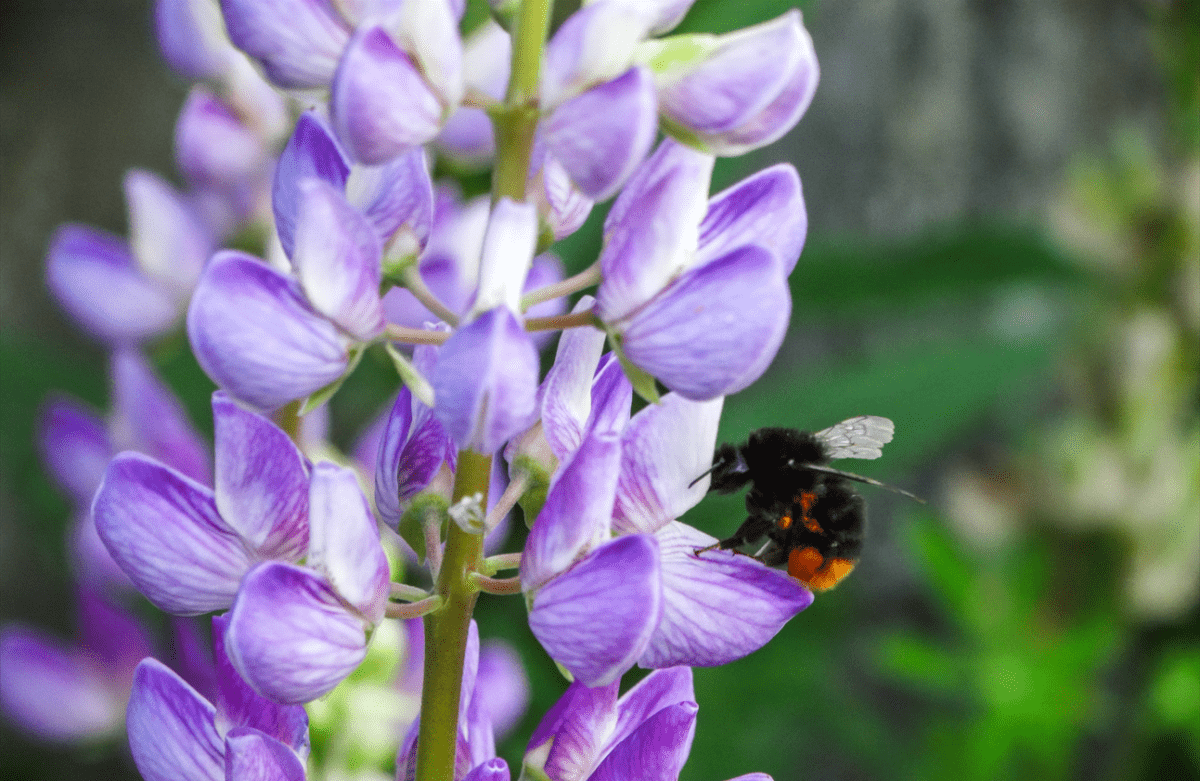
[528,535,662,687]
[595,140,713,322]
[727,775,774,781]
[374,386,450,530]
[155,0,231,80]
[187,251,351,412]
[93,453,252,614]
[620,245,789,400]
[638,522,812,668]
[175,88,266,192]
[523,252,568,320]
[212,615,310,754]
[474,198,538,314]
[273,111,351,259]
[224,728,308,781]
[212,392,309,561]
[76,587,154,679]
[124,169,211,296]
[38,396,112,507]
[536,154,594,240]
[545,66,657,201]
[613,393,722,535]
[521,429,621,592]
[110,348,211,485]
[70,510,136,591]
[658,11,818,155]
[292,180,385,339]
[540,298,606,460]
[164,617,219,705]
[126,659,224,781]
[433,307,540,454]
[590,701,697,781]
[347,147,434,250]
[331,25,444,165]
[0,625,123,742]
[45,224,178,344]
[587,353,633,437]
[463,758,510,781]
[697,164,806,275]
[476,641,530,742]
[226,562,368,704]
[307,461,390,622]
[611,666,694,749]
[436,107,496,168]
[219,0,349,88]
[541,2,653,108]
[533,680,618,780]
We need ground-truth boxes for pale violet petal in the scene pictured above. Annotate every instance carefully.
[696,164,806,275]
[473,199,537,316]
[93,453,251,615]
[37,396,112,507]
[155,0,232,80]
[539,296,606,460]
[541,2,654,108]
[589,701,696,781]
[638,521,813,668]
[223,727,308,781]
[124,168,211,296]
[273,111,351,258]
[126,659,224,781]
[613,393,722,535]
[219,0,349,88]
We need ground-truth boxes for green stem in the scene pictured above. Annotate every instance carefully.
[414,450,491,781]
[491,0,554,201]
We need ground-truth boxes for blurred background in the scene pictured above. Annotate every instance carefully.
[1,0,1196,779]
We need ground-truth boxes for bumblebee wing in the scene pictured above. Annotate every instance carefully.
[814,415,894,460]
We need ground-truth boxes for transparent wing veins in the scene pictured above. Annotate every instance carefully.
[814,415,894,460]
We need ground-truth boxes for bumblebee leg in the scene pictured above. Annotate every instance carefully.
[693,513,774,557]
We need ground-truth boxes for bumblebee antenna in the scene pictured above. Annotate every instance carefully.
[688,465,717,489]
[799,463,925,503]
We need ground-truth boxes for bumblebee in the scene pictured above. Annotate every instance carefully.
[693,416,919,591]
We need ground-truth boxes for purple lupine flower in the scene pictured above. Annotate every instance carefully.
[522,666,697,781]
[595,138,805,400]
[649,10,819,156]
[431,199,541,455]
[93,392,310,614]
[126,614,309,781]
[434,20,510,168]
[224,461,390,703]
[0,589,153,743]
[395,621,513,780]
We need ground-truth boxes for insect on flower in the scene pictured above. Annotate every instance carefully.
[692,416,922,591]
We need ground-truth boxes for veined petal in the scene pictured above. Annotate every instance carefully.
[656,11,818,155]
[521,429,621,592]
[532,680,618,781]
[225,562,368,704]
[619,245,789,400]
[155,0,232,80]
[586,353,633,437]
[610,666,694,751]
[697,164,806,275]
[595,139,713,322]
[540,296,606,460]
[374,386,450,530]
[0,625,123,742]
[175,88,266,192]
[292,180,385,339]
[613,393,721,535]
[224,727,308,781]
[545,66,657,201]
[45,224,179,344]
[212,392,309,561]
[331,25,444,166]
[589,701,697,781]
[126,659,224,781]
[110,348,211,485]
[536,154,594,241]
[346,147,434,251]
[187,251,351,412]
[273,111,351,259]
[37,396,112,507]
[639,522,812,668]
[124,169,211,296]
[386,0,464,108]
[219,0,349,88]
[528,535,662,687]
[542,1,654,108]
[433,307,539,454]
[93,453,251,615]
[212,615,309,755]
[307,461,390,623]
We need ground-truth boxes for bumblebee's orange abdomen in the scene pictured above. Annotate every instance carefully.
[787,546,857,591]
